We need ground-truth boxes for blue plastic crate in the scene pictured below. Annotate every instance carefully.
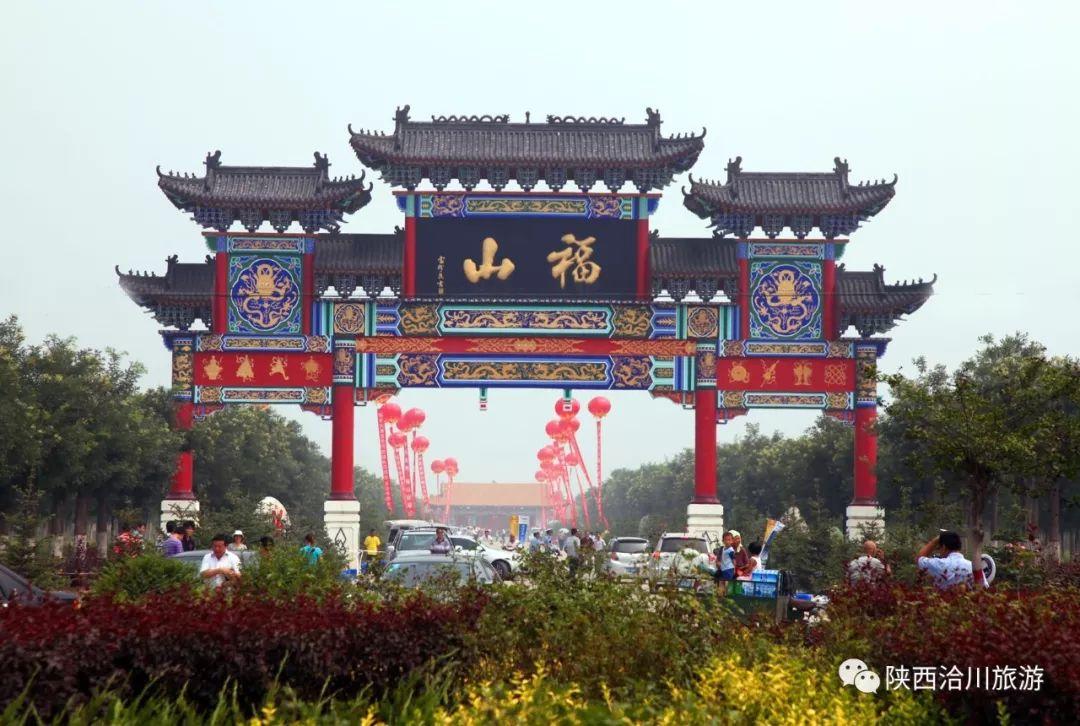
[743,580,778,599]
[751,569,780,583]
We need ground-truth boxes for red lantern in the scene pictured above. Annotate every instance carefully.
[444,457,459,476]
[537,446,556,462]
[534,470,547,482]
[430,459,446,474]
[545,419,563,439]
[555,397,580,420]
[388,431,406,448]
[381,401,402,425]
[403,407,425,430]
[588,396,611,419]
[565,451,581,467]
[561,417,581,435]
[411,435,430,453]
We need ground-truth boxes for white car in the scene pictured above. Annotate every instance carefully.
[649,532,712,582]
[603,537,651,578]
[389,528,521,580]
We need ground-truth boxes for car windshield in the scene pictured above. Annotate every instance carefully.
[612,540,649,554]
[659,538,708,554]
[383,561,478,586]
[451,537,478,550]
[397,532,437,550]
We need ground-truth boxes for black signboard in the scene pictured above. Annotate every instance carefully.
[415,217,637,298]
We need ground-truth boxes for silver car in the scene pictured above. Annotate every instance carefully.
[603,537,651,578]
[381,551,500,588]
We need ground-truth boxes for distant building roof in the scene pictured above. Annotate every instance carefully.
[430,482,548,508]
[349,106,704,192]
[115,256,214,330]
[157,151,372,233]
[683,157,896,238]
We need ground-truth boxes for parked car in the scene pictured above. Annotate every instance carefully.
[648,532,711,584]
[388,529,520,580]
[603,537,651,578]
[380,551,500,588]
[0,563,78,607]
[384,520,453,557]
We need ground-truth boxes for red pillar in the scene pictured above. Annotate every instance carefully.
[694,388,719,503]
[403,216,417,298]
[822,257,836,341]
[738,256,750,340]
[636,217,650,301]
[330,385,355,500]
[213,250,229,334]
[302,248,314,335]
[168,402,195,500]
[854,404,878,504]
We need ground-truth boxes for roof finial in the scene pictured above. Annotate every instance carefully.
[525,111,530,124]
[645,107,661,127]
[394,105,411,125]
[204,150,221,171]
[726,156,742,183]
[833,157,850,176]
[313,152,330,172]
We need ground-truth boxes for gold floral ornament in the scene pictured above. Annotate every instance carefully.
[547,234,600,288]
[235,355,256,382]
[302,356,322,382]
[202,355,223,381]
[464,237,515,282]
[728,361,750,384]
[793,361,813,386]
[269,356,289,380]
[823,363,847,387]
[761,360,778,385]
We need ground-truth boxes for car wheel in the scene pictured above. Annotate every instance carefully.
[492,560,512,580]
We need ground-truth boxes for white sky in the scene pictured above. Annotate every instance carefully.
[2,1,1078,486]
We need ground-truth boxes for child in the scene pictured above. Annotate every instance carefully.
[713,531,736,587]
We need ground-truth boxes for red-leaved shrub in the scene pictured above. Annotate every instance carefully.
[820,582,1080,722]
[0,588,487,717]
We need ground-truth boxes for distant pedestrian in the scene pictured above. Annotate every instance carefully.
[162,523,185,557]
[528,530,542,553]
[300,533,323,565]
[730,530,751,578]
[258,536,274,557]
[848,539,887,584]
[564,527,581,577]
[430,526,452,554]
[362,529,381,573]
[713,531,736,589]
[228,530,248,552]
[200,533,241,589]
[181,521,197,552]
[916,531,986,590]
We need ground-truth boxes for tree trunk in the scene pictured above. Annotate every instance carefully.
[95,495,111,555]
[989,490,999,543]
[1047,480,1062,563]
[970,485,986,586]
[50,495,68,558]
[1025,491,1040,543]
[73,492,89,584]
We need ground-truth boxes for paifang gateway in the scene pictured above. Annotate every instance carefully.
[118,107,934,565]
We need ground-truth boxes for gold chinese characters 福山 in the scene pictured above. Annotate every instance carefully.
[464,237,515,283]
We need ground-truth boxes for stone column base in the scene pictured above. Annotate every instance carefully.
[686,502,725,541]
[160,499,200,535]
[846,504,885,541]
[325,499,361,571]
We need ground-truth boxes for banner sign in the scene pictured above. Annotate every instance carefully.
[415,217,638,298]
[193,351,332,387]
[717,357,855,392]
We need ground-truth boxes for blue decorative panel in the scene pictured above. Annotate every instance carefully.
[228,254,303,334]
[748,260,822,340]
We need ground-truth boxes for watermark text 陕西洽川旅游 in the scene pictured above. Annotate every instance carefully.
[839,659,1043,694]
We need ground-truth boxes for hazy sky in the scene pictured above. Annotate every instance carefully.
[3,2,1078,488]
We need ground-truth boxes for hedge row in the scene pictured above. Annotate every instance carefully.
[0,589,487,718]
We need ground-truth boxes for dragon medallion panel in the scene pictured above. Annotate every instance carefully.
[749,261,822,339]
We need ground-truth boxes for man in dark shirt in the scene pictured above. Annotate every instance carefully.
[181,521,197,552]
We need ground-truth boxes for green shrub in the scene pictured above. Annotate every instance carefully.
[91,551,195,603]
[233,543,346,601]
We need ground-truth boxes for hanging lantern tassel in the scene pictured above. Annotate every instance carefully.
[588,396,612,530]
[479,386,488,411]
[377,406,395,513]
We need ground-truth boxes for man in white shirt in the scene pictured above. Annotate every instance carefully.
[916,531,984,590]
[200,533,242,589]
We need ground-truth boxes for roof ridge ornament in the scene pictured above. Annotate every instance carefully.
[431,114,510,123]
[313,152,330,172]
[394,105,411,125]
[204,150,222,171]
[546,115,625,125]
[726,156,742,184]
[645,107,661,127]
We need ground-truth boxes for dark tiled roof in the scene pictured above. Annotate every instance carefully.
[157,152,372,232]
[315,233,402,275]
[650,236,739,277]
[837,263,935,336]
[348,106,704,191]
[116,256,214,307]
[684,157,896,238]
